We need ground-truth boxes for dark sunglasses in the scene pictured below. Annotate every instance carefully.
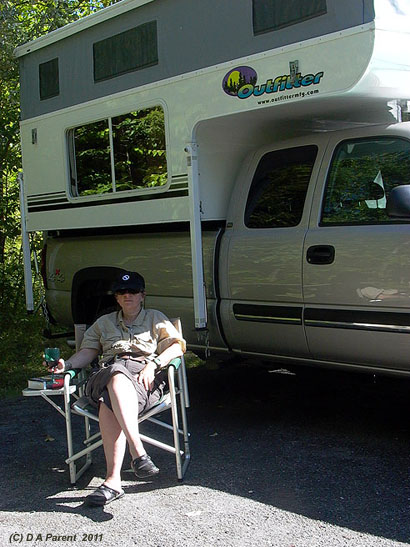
[115,289,142,295]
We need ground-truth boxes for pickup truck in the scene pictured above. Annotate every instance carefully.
[43,121,410,376]
[16,0,410,376]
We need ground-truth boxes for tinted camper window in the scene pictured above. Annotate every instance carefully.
[322,137,410,225]
[253,0,327,34]
[39,58,59,100]
[68,106,167,197]
[93,21,158,82]
[245,145,317,228]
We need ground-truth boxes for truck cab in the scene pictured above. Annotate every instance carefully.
[219,123,410,374]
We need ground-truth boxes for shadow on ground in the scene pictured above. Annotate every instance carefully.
[0,362,409,540]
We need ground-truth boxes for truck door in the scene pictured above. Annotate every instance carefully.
[219,138,326,359]
[303,128,410,372]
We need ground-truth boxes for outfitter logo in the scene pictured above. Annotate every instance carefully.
[222,65,324,100]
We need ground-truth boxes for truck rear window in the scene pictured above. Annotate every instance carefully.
[245,145,317,229]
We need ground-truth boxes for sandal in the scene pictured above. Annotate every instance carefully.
[85,484,124,507]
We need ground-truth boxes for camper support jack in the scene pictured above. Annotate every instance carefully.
[186,141,207,330]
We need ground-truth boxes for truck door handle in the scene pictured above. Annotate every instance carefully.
[306,245,335,265]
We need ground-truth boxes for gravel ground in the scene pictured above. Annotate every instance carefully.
[0,362,409,547]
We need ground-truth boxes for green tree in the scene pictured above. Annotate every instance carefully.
[0,0,118,397]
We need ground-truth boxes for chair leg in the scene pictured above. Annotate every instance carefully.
[177,367,191,469]
[63,375,94,484]
[180,356,190,408]
[168,365,191,480]
[168,366,183,479]
[62,375,77,484]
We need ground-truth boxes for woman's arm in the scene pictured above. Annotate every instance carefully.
[45,347,99,374]
[138,341,184,390]
[154,341,184,368]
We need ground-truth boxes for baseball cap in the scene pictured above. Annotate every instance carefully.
[111,271,145,293]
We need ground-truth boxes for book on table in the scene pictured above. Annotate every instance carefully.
[27,375,65,390]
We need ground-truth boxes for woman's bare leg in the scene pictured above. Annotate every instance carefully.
[106,373,146,460]
[98,402,126,492]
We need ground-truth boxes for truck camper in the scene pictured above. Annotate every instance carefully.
[16,0,410,376]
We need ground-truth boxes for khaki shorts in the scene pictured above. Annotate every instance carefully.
[85,357,166,415]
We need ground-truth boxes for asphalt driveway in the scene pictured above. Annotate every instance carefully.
[0,362,409,546]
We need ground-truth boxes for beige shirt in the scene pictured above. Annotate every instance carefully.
[80,308,186,364]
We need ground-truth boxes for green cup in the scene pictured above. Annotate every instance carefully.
[44,347,60,365]
[44,347,60,381]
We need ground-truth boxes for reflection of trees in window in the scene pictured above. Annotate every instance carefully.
[74,120,111,196]
[245,145,317,228]
[70,106,167,197]
[113,108,166,191]
[322,138,410,225]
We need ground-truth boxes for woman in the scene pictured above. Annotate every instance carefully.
[47,271,185,506]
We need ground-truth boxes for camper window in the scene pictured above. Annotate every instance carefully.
[93,21,158,82]
[244,145,317,229]
[321,137,410,225]
[253,0,327,35]
[68,106,167,197]
[39,58,59,100]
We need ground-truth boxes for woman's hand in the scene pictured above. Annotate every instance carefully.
[43,358,65,374]
[43,348,99,374]
[138,361,157,390]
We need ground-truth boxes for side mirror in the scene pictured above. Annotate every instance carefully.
[386,185,410,218]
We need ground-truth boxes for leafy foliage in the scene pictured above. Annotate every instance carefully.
[74,106,167,196]
[0,0,118,397]
[113,107,167,190]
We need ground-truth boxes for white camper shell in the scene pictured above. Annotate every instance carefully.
[16,0,410,334]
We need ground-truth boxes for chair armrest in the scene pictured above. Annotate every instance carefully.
[65,369,80,379]
[168,357,182,370]
[63,368,88,394]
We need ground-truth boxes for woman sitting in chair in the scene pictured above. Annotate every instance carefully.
[46,270,186,507]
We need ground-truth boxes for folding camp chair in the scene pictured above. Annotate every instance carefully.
[66,319,190,484]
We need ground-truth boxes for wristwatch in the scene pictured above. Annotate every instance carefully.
[64,360,73,372]
[153,357,162,369]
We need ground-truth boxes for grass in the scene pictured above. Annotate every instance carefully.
[184,351,205,369]
[0,310,75,399]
